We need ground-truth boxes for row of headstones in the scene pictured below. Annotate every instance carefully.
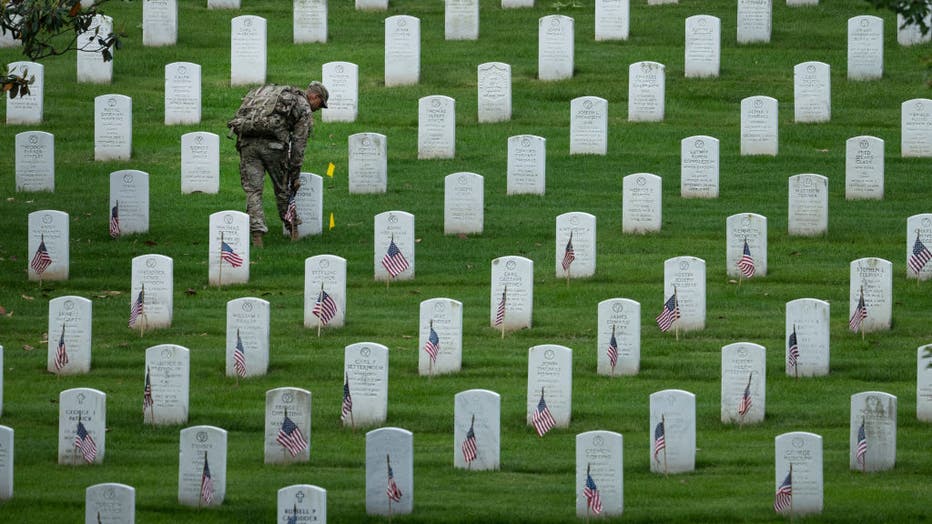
[0,384,915,517]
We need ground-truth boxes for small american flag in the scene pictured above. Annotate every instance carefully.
[340,374,353,422]
[109,201,120,239]
[583,465,603,515]
[653,419,666,464]
[532,389,556,437]
[607,326,619,371]
[908,233,932,275]
[494,287,506,327]
[737,238,755,278]
[74,418,97,463]
[276,411,308,457]
[773,469,793,513]
[462,416,478,464]
[424,323,440,364]
[287,504,298,524]
[381,237,409,278]
[128,285,145,328]
[312,288,338,325]
[849,288,868,333]
[143,366,154,411]
[856,419,867,469]
[200,452,214,505]
[561,233,575,272]
[30,236,53,275]
[737,373,753,417]
[655,292,680,332]
[283,193,298,225]
[54,325,68,372]
[787,325,800,369]
[386,458,403,502]
[233,330,247,378]
[220,240,244,268]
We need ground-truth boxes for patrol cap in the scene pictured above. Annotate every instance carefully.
[306,81,329,108]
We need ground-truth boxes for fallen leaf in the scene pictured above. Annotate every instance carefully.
[0,306,5,315]
[401,335,413,339]
[21,294,34,301]
[23,344,34,351]
[457,233,468,239]
[144,240,158,246]
[185,288,197,296]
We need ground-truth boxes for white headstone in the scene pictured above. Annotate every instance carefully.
[628,61,665,122]
[294,0,328,44]
[906,213,932,280]
[419,298,463,376]
[503,0,533,6]
[845,135,884,200]
[774,432,823,516]
[0,347,3,417]
[208,0,240,8]
[649,389,695,474]
[721,343,766,424]
[278,485,327,523]
[622,173,662,234]
[418,95,455,159]
[209,211,250,286]
[538,15,574,81]
[77,15,113,84]
[181,132,219,194]
[48,296,91,375]
[28,210,69,281]
[570,96,608,155]
[663,256,705,332]
[595,0,629,41]
[726,213,767,278]
[527,345,572,429]
[0,16,21,47]
[94,94,132,161]
[230,15,267,86]
[850,257,893,333]
[507,135,546,195]
[15,131,54,192]
[680,135,719,198]
[736,0,771,43]
[384,15,420,87]
[110,170,149,235]
[6,61,43,124]
[348,132,388,194]
[265,387,311,464]
[0,425,10,501]
[454,389,500,470]
[901,98,932,157]
[897,13,932,46]
[794,61,830,123]
[597,298,640,376]
[59,388,106,465]
[304,254,347,329]
[918,345,932,421]
[131,254,172,329]
[444,173,484,235]
[374,211,415,281]
[164,62,201,125]
[576,431,623,517]
[555,212,595,278]
[86,483,134,524]
[684,15,720,78]
[366,427,412,516]
[490,256,533,331]
[785,298,830,377]
[322,61,358,122]
[477,62,511,123]
[282,172,323,238]
[344,342,389,427]
[226,297,270,378]
[178,426,227,507]
[787,174,828,236]
[847,16,883,80]
[143,0,177,46]
[144,344,189,425]
[446,0,478,40]
[850,391,896,472]
[740,95,778,156]
[356,0,388,9]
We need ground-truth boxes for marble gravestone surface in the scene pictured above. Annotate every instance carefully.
[570,96,608,155]
[343,342,389,428]
[850,391,897,472]
[538,15,574,81]
[385,15,420,87]
[365,427,413,516]
[917,345,932,422]
[597,298,640,376]
[555,212,595,278]
[785,298,830,377]
[28,210,69,281]
[208,211,249,286]
[507,135,546,195]
[278,484,326,524]
[230,16,266,86]
[849,257,892,333]
[77,15,113,84]
[94,94,132,161]
[264,387,311,464]
[576,430,623,516]
[349,133,388,194]
[453,389,500,470]
[445,0,479,40]
[0,425,11,501]
[144,344,189,425]
[131,254,173,329]
[622,173,661,234]
[721,342,766,424]
[444,172,483,235]
[164,62,201,125]
[48,295,91,374]
[736,0,771,44]
[418,95,456,159]
[225,297,270,378]
[680,135,719,198]
[740,95,778,156]
[845,135,884,200]
[143,0,177,47]
[178,425,226,507]
[304,254,347,329]
[901,98,932,157]
[774,432,823,516]
[794,61,831,123]
[15,131,55,192]
[847,16,883,80]
[85,483,134,524]
[628,61,665,122]
[527,345,573,428]
[6,61,43,124]
[725,213,767,278]
[373,211,415,281]
[595,0,629,42]
[649,389,695,474]
[59,388,106,465]
[294,0,328,44]
[787,174,828,236]
[180,132,219,194]
[906,213,932,281]
[322,61,358,122]
[684,15,720,78]
[281,172,323,238]
[490,256,533,331]
[477,62,511,123]
[663,256,705,332]
[419,298,463,376]
[110,170,149,236]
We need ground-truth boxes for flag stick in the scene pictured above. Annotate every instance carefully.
[217,232,224,288]
[610,324,616,377]
[317,283,324,338]
[467,413,475,471]
[788,463,794,520]
[387,454,394,523]
[861,417,867,473]
[73,414,81,466]
[673,286,680,341]
[662,414,668,478]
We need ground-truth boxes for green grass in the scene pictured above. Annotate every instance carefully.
[0,0,931,522]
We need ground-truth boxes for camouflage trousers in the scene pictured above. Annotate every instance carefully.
[238,139,296,234]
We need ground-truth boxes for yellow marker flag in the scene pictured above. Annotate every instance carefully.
[329,212,335,230]
[326,162,335,178]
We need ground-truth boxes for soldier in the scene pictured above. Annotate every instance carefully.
[228,81,328,247]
